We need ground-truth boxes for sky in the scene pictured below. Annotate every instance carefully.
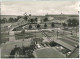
[1,0,79,15]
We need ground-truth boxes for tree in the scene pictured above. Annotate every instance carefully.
[9,18,14,23]
[67,19,79,36]
[72,19,79,27]
[68,22,72,27]
[1,18,7,23]
[51,22,55,28]
[67,19,72,27]
[29,24,32,29]
[24,15,28,21]
[72,19,79,36]
[14,18,18,22]
[36,24,40,29]
[62,23,67,35]
[67,19,79,27]
[67,19,72,23]
[63,23,67,27]
[44,23,47,29]
[43,17,48,22]
[17,16,22,20]
[49,41,57,47]
[30,19,34,23]
[30,45,35,50]
[35,18,38,23]
[62,23,67,29]
[21,29,25,34]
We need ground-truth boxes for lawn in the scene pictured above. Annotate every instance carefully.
[1,32,9,38]
[1,32,9,43]
[15,30,56,40]
[1,38,9,43]
[1,26,9,32]
[1,23,10,43]
[15,32,43,40]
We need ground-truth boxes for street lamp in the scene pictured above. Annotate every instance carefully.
[76,26,78,37]
[22,39,24,47]
[35,25,36,39]
[70,23,73,35]
[76,23,78,37]
[22,27,25,47]
[21,38,24,58]
[57,27,59,40]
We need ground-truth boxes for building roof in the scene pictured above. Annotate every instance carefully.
[54,40,75,51]
[69,48,79,58]
[33,47,65,58]
[46,14,79,17]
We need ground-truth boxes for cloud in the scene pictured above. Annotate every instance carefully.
[68,2,79,11]
[1,1,79,15]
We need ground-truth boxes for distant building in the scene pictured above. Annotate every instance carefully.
[45,14,79,23]
[27,15,45,24]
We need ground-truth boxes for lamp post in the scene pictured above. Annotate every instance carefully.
[76,26,77,37]
[57,27,59,40]
[21,28,25,55]
[21,39,24,57]
[75,23,78,37]
[66,53,68,58]
[35,25,36,39]
[21,28,25,57]
[22,39,24,47]
[70,23,73,35]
